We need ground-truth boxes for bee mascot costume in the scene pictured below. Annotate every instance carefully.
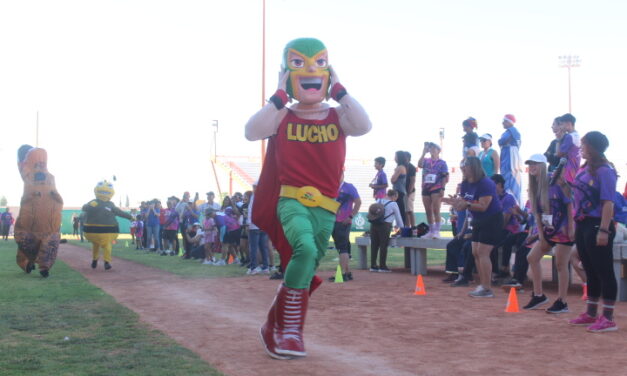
[245,37,371,359]
[14,145,63,278]
[82,181,133,270]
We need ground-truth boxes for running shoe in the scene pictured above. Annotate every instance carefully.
[468,286,494,298]
[442,273,459,283]
[568,312,597,326]
[451,276,470,287]
[104,262,112,270]
[586,316,618,333]
[369,267,380,272]
[501,278,522,288]
[91,260,97,269]
[545,299,569,314]
[378,267,392,273]
[522,294,549,310]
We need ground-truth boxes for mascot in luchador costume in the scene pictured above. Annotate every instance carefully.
[245,38,371,359]
[82,181,133,270]
[14,145,63,278]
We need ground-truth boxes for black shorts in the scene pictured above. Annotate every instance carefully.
[332,221,351,254]
[223,228,242,244]
[422,188,444,197]
[546,239,575,247]
[163,229,178,242]
[471,212,504,246]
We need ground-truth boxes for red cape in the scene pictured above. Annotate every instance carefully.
[252,136,293,269]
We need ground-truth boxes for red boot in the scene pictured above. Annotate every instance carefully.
[274,284,309,357]
[260,284,291,360]
[309,275,323,296]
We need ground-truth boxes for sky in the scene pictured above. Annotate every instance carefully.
[1,0,626,207]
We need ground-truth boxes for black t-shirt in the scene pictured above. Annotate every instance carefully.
[406,163,417,193]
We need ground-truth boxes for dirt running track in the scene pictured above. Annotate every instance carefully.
[58,243,627,376]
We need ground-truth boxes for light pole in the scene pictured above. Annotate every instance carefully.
[558,55,581,113]
[210,120,222,197]
[211,120,219,162]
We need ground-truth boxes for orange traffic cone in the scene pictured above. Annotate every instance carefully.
[227,254,234,264]
[581,283,588,301]
[505,287,520,313]
[414,274,426,295]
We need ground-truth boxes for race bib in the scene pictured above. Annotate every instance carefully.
[425,174,437,184]
[541,214,553,227]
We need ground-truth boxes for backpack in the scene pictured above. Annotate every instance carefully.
[367,200,393,225]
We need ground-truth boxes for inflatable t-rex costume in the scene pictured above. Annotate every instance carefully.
[82,180,133,270]
[14,145,63,278]
[246,37,371,359]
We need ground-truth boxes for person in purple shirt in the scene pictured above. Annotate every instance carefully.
[568,131,619,332]
[488,174,527,282]
[522,154,575,314]
[369,156,388,199]
[418,142,449,238]
[443,156,503,298]
[556,113,581,185]
[329,176,361,282]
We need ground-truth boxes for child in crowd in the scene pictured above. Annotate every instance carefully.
[202,209,217,264]
[223,207,242,264]
[418,142,448,238]
[134,214,144,250]
[162,197,180,256]
[130,217,137,245]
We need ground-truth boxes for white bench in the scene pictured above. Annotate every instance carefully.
[613,243,627,302]
[355,236,451,275]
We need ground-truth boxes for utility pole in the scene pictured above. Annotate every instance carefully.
[558,55,581,113]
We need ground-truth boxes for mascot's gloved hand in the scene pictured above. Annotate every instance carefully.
[269,71,291,110]
[328,66,347,102]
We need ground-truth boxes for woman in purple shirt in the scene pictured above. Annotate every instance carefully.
[568,131,618,332]
[523,154,575,314]
[444,156,503,298]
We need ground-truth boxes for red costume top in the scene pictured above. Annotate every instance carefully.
[254,108,346,268]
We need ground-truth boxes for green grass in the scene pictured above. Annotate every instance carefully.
[67,232,447,278]
[0,241,223,376]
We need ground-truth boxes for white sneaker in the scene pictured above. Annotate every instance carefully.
[251,266,263,275]
[260,267,270,274]
[270,266,277,272]
[431,231,441,239]
[246,268,254,275]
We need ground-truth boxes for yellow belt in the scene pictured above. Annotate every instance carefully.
[279,185,340,214]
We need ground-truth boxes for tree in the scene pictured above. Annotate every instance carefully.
[125,195,130,208]
[0,196,7,207]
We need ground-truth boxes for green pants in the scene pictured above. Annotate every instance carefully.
[278,198,335,289]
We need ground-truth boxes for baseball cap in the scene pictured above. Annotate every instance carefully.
[525,154,548,164]
[479,133,492,141]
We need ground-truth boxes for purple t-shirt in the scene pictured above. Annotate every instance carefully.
[572,164,617,220]
[558,132,581,185]
[373,170,387,199]
[460,177,502,220]
[421,158,448,192]
[336,182,360,222]
[537,184,572,242]
[499,192,521,233]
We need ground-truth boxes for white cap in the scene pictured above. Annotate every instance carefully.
[525,153,548,164]
[479,133,492,141]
